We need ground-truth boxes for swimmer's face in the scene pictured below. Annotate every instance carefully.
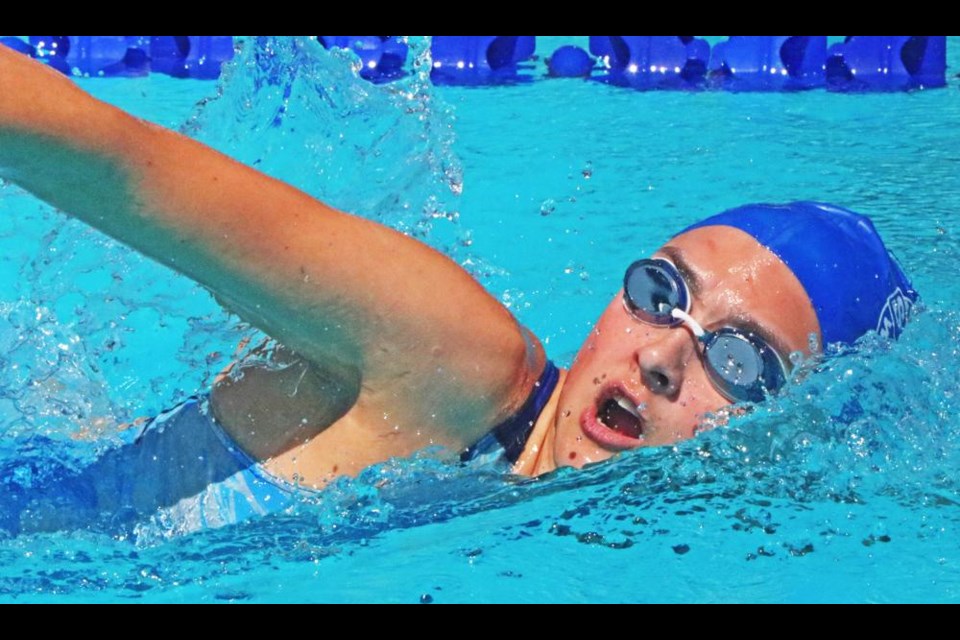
[552,225,821,468]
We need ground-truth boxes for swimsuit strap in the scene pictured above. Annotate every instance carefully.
[461,360,561,464]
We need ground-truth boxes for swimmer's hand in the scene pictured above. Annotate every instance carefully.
[0,45,545,459]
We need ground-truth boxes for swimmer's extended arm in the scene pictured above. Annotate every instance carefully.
[0,46,544,445]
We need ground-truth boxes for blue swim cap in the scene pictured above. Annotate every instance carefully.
[682,202,918,347]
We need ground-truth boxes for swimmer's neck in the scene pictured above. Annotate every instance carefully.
[512,369,567,477]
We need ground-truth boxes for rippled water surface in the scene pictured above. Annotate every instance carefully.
[1,36,960,602]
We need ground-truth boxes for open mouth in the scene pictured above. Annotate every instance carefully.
[580,385,647,451]
[598,393,645,440]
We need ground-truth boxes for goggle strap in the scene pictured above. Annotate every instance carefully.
[670,307,706,339]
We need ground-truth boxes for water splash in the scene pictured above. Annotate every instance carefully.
[4,306,959,600]
[183,36,465,253]
[4,37,960,603]
[0,36,469,443]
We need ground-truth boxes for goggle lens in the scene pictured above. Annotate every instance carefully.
[623,258,787,403]
[623,259,688,325]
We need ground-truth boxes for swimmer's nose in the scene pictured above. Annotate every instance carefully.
[637,328,694,398]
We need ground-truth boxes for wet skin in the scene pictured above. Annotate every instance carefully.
[525,225,822,474]
[218,224,822,482]
[0,47,823,487]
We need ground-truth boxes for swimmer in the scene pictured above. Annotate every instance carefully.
[0,45,917,533]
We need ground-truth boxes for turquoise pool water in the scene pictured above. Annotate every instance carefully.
[2,36,960,602]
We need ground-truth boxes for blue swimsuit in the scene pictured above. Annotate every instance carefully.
[1,361,560,537]
[460,360,560,465]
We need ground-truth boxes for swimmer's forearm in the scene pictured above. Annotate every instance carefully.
[0,70,400,369]
[0,48,411,344]
[0,46,152,243]
[0,47,539,427]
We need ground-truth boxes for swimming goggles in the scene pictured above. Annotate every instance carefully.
[622,258,788,403]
